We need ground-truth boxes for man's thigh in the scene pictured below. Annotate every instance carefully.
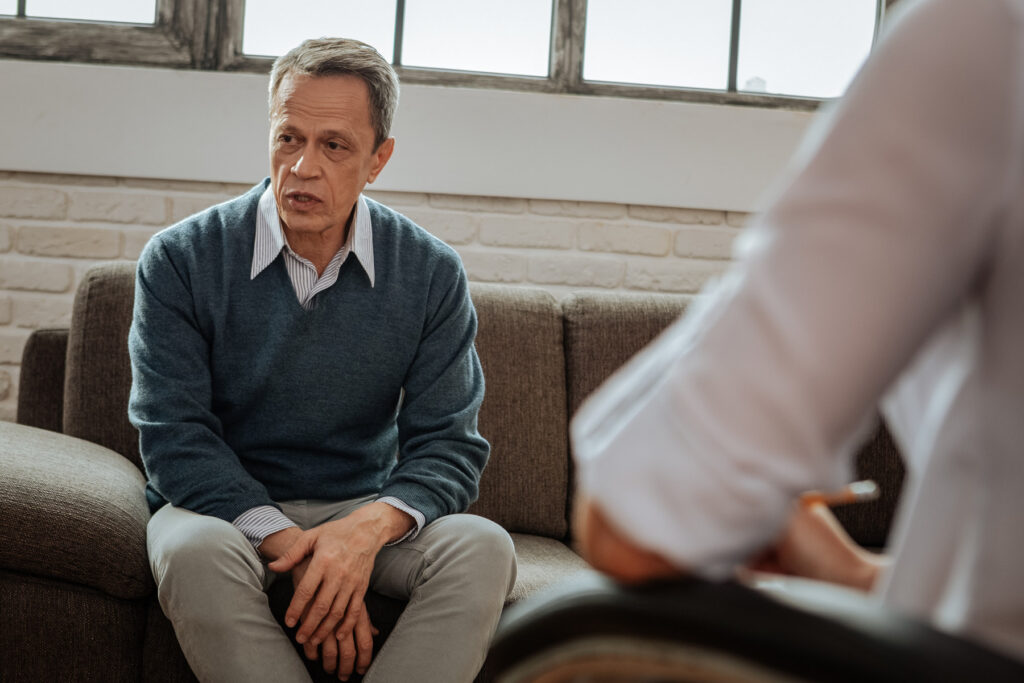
[147,504,270,591]
[369,513,517,602]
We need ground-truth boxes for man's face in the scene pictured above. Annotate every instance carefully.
[269,74,394,241]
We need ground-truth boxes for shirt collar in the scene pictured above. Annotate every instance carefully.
[251,185,375,286]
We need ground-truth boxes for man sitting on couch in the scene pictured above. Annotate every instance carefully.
[129,37,515,683]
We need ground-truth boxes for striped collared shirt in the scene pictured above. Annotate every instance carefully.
[233,186,424,550]
[250,184,375,307]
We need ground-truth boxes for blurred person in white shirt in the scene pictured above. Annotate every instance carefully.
[572,0,1024,663]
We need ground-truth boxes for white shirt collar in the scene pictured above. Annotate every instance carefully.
[251,184,375,286]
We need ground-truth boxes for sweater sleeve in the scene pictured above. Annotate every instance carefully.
[572,0,1014,578]
[380,255,490,525]
[128,238,278,522]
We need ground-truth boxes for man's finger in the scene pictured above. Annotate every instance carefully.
[337,630,357,681]
[286,560,325,629]
[354,607,375,676]
[268,532,315,574]
[334,584,368,641]
[296,571,345,645]
[309,589,353,647]
[321,635,338,674]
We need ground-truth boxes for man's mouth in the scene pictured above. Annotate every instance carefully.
[285,190,323,205]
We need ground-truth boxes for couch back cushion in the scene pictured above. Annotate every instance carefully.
[561,291,690,522]
[562,291,690,417]
[64,262,142,470]
[468,284,569,538]
[16,327,69,433]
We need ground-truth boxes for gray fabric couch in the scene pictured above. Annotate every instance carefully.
[1,262,905,682]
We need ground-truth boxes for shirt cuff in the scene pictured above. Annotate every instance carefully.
[232,505,298,549]
[376,496,425,545]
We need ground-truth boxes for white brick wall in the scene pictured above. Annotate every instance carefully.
[0,170,749,421]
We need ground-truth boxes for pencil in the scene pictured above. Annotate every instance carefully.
[800,480,879,508]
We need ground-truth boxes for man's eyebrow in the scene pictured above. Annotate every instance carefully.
[321,129,355,141]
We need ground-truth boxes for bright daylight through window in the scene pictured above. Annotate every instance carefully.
[243,0,553,78]
[584,0,733,91]
[243,1,397,61]
[401,0,551,77]
[737,0,877,98]
[21,0,155,23]
[585,0,877,98]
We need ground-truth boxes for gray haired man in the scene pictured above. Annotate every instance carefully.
[131,38,516,682]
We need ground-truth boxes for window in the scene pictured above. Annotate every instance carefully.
[737,0,878,98]
[0,0,193,68]
[242,1,397,62]
[400,0,552,78]
[240,0,554,79]
[583,0,733,91]
[0,0,891,108]
[21,0,156,24]
[583,0,880,100]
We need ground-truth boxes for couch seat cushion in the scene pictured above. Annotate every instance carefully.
[0,422,152,599]
[508,533,596,604]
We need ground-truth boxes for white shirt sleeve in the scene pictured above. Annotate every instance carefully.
[572,0,1014,579]
[376,496,426,544]
[233,505,298,549]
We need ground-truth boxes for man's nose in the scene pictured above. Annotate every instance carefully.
[291,148,321,178]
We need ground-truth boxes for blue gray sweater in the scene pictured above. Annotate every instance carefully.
[128,180,489,525]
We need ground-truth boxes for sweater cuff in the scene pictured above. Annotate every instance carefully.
[376,496,425,545]
[233,505,298,549]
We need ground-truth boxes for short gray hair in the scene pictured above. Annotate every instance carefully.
[269,38,399,149]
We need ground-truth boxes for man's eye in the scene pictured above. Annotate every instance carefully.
[327,141,345,151]
[279,134,295,144]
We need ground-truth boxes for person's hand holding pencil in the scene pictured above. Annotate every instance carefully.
[798,479,879,509]
[745,480,889,591]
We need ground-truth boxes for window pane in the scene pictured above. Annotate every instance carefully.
[402,0,552,77]
[0,0,16,17]
[243,1,396,60]
[738,0,876,98]
[584,0,732,90]
[27,0,156,23]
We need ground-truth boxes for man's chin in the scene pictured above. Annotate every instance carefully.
[280,213,328,235]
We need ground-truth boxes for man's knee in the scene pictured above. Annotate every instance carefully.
[428,514,517,596]
[148,505,262,593]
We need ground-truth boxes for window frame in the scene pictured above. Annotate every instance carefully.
[0,0,896,110]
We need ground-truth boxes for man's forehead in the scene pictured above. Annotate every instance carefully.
[273,73,368,106]
[272,76,372,128]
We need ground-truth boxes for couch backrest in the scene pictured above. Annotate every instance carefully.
[562,291,690,417]
[41,263,904,548]
[561,291,690,524]
[63,262,142,470]
[468,284,569,538]
[59,264,573,538]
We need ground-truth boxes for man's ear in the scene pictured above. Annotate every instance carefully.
[367,137,395,184]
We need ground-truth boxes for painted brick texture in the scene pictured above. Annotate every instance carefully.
[0,171,746,421]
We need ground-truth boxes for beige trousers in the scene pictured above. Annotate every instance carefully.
[148,496,517,683]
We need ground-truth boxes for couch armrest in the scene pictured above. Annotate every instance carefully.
[16,328,69,433]
[0,422,153,600]
[488,573,1024,683]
